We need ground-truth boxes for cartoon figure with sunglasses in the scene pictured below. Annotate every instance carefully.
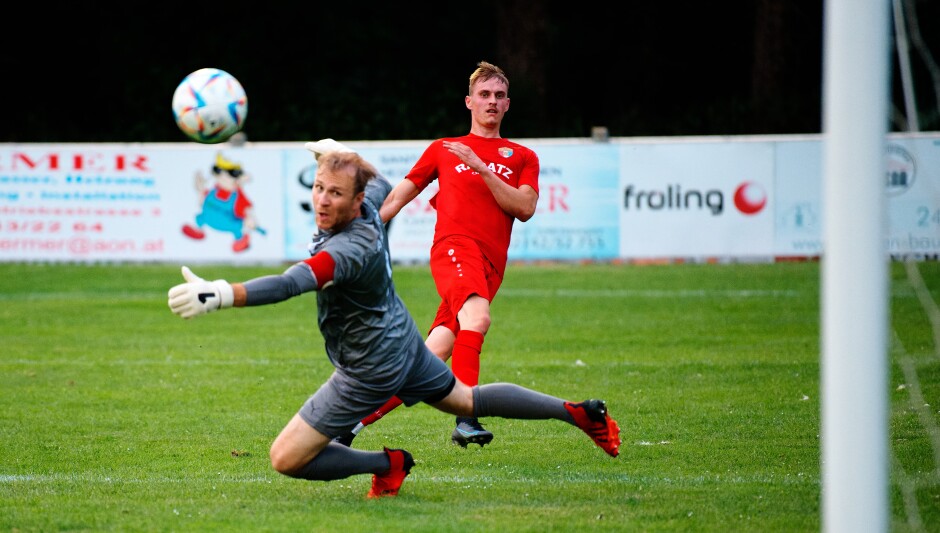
[182,152,260,253]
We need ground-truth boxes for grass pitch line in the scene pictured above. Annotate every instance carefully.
[503,288,801,298]
[892,452,926,531]
[897,355,940,477]
[4,358,286,367]
[0,291,157,302]
[891,329,940,530]
[0,473,277,484]
[892,331,940,479]
[904,259,940,363]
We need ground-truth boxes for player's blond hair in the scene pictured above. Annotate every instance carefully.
[469,61,508,96]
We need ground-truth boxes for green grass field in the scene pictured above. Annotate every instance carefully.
[1,261,938,532]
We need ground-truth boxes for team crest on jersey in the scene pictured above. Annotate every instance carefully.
[498,147,513,158]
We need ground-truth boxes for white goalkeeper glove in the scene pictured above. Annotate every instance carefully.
[167,266,234,319]
[304,138,355,161]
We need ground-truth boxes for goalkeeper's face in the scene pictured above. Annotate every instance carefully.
[312,167,365,231]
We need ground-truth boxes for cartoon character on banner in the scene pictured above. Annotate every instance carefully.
[182,152,265,253]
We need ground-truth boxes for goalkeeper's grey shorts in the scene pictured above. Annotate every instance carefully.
[297,345,456,439]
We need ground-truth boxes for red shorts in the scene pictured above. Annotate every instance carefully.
[428,235,503,334]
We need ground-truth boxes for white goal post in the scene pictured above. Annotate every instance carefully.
[821,1,891,532]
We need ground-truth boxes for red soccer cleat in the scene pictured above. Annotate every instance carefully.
[564,399,621,457]
[367,447,415,498]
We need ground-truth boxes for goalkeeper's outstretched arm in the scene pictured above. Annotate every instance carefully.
[167,253,332,319]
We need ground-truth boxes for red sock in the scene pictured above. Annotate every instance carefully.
[361,396,404,426]
[451,330,484,387]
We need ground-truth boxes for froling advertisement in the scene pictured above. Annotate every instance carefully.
[618,140,775,260]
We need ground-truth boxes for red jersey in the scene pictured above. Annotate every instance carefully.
[405,134,540,274]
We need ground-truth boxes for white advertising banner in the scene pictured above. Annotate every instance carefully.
[884,138,940,257]
[0,145,285,263]
[508,142,621,261]
[774,139,824,257]
[1,133,938,264]
[360,143,437,264]
[618,140,776,259]
[284,140,622,263]
[771,135,940,258]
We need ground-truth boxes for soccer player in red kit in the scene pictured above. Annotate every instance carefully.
[335,61,540,448]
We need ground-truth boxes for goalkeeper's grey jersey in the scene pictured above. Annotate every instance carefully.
[308,176,424,384]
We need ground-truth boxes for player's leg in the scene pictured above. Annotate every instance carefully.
[269,415,411,493]
[271,378,415,497]
[425,324,456,360]
[429,381,622,458]
[432,238,499,447]
[449,295,494,447]
[452,295,490,386]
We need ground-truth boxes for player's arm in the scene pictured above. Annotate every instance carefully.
[379,178,420,223]
[443,140,538,221]
[480,177,538,222]
[167,252,336,319]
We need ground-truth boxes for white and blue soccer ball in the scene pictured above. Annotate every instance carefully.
[172,68,248,144]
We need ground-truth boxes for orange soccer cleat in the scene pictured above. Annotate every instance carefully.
[564,399,621,458]
[367,447,415,498]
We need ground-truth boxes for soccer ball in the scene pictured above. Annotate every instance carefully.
[172,68,248,144]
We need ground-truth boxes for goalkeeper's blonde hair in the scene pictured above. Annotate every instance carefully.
[316,151,377,195]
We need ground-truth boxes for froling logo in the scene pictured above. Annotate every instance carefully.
[622,184,724,215]
[733,181,767,215]
[623,184,725,215]
[622,181,768,216]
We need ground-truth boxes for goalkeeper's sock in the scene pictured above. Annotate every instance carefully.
[471,383,568,420]
[360,396,404,428]
[451,330,484,387]
[291,443,389,480]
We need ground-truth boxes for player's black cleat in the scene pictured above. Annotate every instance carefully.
[451,417,494,448]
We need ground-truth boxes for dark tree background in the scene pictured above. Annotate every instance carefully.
[2,0,937,143]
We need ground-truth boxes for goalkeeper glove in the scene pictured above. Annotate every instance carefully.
[167,266,234,319]
[304,138,355,161]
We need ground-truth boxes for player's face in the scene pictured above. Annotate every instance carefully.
[466,77,509,128]
[312,167,364,231]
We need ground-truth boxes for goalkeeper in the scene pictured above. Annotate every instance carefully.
[167,144,620,498]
